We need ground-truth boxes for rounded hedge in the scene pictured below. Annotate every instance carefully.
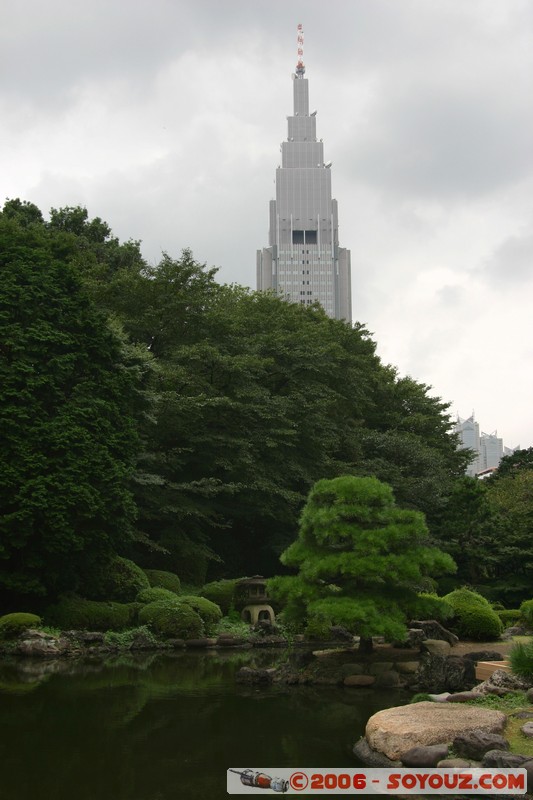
[180,596,222,633]
[416,593,453,623]
[200,579,239,614]
[520,600,533,627]
[98,557,150,602]
[455,606,503,641]
[137,587,178,605]
[144,569,181,595]
[138,600,203,639]
[443,587,492,611]
[45,596,135,631]
[497,609,522,626]
[0,613,42,639]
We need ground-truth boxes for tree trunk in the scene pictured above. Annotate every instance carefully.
[358,636,374,654]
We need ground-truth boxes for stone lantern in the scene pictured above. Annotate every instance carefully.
[237,576,275,625]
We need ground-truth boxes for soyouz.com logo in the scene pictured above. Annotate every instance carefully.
[227,767,527,794]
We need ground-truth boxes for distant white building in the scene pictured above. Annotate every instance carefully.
[454,414,518,477]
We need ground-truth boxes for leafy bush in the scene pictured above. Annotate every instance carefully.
[519,600,533,627]
[305,614,332,641]
[137,587,178,605]
[138,600,203,639]
[45,596,135,631]
[215,616,252,638]
[103,626,158,649]
[144,570,181,595]
[443,587,492,611]
[200,579,239,614]
[0,613,42,639]
[180,595,222,633]
[509,639,533,679]
[455,606,503,640]
[416,593,454,622]
[97,557,150,602]
[497,609,522,626]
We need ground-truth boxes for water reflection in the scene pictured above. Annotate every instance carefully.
[0,650,408,800]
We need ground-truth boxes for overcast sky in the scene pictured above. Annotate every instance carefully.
[2,0,532,448]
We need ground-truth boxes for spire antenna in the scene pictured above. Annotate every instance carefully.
[296,23,305,77]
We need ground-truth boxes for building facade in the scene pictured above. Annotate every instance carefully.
[256,55,352,321]
[455,414,517,477]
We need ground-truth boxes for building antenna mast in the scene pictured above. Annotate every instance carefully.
[296,23,305,77]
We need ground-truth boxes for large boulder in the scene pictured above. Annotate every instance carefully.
[474,668,532,695]
[14,630,69,657]
[353,737,401,767]
[409,620,458,645]
[482,750,531,769]
[401,743,449,767]
[365,702,506,761]
[421,639,451,656]
[416,652,474,692]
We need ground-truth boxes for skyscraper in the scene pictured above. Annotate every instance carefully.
[256,27,352,321]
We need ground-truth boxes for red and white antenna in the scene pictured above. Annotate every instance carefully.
[296,23,305,76]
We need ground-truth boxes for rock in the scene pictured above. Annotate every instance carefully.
[521,722,533,738]
[365,701,506,761]
[475,669,531,695]
[511,711,533,720]
[402,743,449,767]
[527,687,533,703]
[236,667,274,684]
[421,639,451,656]
[522,759,533,794]
[14,630,69,658]
[369,662,395,675]
[409,620,458,646]
[344,674,375,687]
[446,655,476,691]
[406,628,426,648]
[428,692,451,702]
[330,625,354,642]
[445,691,480,702]
[501,625,529,639]
[166,639,185,648]
[374,670,400,688]
[395,661,419,674]
[185,638,217,648]
[352,737,401,767]
[462,650,504,662]
[216,636,246,647]
[437,758,473,768]
[340,663,364,677]
[453,729,510,759]
[481,750,530,769]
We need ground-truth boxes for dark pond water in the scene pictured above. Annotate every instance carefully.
[0,649,408,800]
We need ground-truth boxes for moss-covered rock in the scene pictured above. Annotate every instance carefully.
[144,569,181,595]
[137,587,178,605]
[180,596,222,633]
[138,600,203,639]
[0,613,42,639]
[45,596,135,631]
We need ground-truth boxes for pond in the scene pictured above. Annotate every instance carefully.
[0,649,408,800]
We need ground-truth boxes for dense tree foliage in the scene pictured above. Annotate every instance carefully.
[0,199,472,602]
[0,206,143,602]
[269,476,456,650]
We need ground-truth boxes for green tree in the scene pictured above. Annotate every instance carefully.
[0,206,142,601]
[269,475,456,651]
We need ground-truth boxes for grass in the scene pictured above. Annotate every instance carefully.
[466,692,533,757]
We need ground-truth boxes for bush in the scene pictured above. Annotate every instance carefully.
[510,639,533,678]
[97,557,150,602]
[180,596,222,634]
[305,614,332,641]
[200,579,239,614]
[497,609,522,626]
[443,587,492,611]
[520,600,533,627]
[0,613,42,639]
[455,606,503,641]
[137,588,178,605]
[45,596,135,631]
[416,593,454,623]
[103,626,158,649]
[144,569,181,595]
[138,600,203,639]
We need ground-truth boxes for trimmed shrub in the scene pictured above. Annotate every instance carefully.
[45,596,134,631]
[200,579,239,614]
[443,587,492,611]
[138,600,203,639]
[137,587,178,605]
[455,606,503,641]
[509,639,533,679]
[497,609,522,626]
[520,600,533,627]
[305,614,332,641]
[416,593,454,623]
[180,596,222,633]
[0,613,42,639]
[144,569,181,595]
[97,557,150,602]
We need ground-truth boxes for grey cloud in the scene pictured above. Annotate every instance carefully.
[483,231,533,287]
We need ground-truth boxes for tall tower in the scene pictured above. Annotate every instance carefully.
[256,25,352,321]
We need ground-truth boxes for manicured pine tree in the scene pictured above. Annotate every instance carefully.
[269,475,456,651]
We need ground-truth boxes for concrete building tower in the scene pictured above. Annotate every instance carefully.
[256,26,352,321]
